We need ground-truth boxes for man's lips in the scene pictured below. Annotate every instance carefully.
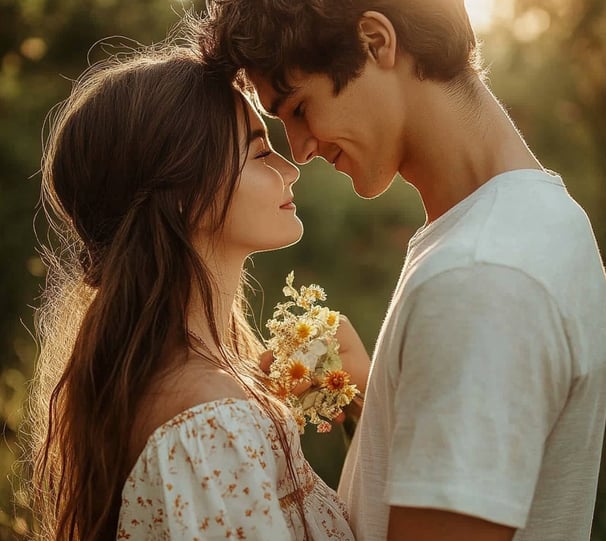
[280,199,295,209]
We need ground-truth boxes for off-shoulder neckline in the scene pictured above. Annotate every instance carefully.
[142,396,261,445]
[126,397,267,477]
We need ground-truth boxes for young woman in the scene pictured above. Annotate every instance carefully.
[30,32,367,540]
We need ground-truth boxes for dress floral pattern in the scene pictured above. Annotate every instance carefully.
[118,398,355,540]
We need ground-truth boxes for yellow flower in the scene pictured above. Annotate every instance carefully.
[296,321,313,341]
[298,298,312,311]
[323,370,350,392]
[266,272,357,433]
[294,413,306,434]
[309,305,322,317]
[288,361,309,381]
[337,385,359,407]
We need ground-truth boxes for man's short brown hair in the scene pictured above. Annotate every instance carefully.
[199,0,481,97]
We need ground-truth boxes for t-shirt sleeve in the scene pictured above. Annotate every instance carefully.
[118,401,292,540]
[385,264,571,528]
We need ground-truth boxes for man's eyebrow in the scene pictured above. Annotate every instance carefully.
[269,95,287,117]
[268,88,297,117]
[248,128,268,144]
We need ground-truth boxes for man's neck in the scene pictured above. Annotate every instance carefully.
[399,78,543,223]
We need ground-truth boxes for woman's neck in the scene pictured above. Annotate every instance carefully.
[187,239,246,354]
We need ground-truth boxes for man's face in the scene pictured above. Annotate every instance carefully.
[250,65,404,199]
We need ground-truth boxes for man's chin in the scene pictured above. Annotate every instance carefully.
[351,176,395,200]
[335,169,374,199]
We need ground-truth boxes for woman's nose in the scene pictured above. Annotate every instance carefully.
[281,156,300,186]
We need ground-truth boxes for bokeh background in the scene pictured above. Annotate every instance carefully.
[1,0,605,538]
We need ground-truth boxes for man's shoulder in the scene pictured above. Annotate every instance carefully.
[405,170,600,303]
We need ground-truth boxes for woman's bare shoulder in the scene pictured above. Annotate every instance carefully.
[129,355,248,464]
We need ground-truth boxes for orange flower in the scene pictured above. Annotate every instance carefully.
[288,361,309,381]
[323,370,350,392]
[273,383,290,400]
[317,421,332,433]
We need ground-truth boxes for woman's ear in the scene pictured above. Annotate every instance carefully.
[358,11,397,68]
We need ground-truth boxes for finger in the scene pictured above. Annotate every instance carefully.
[259,350,275,373]
[292,379,312,396]
[335,315,355,354]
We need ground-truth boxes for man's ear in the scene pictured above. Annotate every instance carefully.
[358,11,397,68]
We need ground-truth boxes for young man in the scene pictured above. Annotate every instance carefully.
[200,2,606,540]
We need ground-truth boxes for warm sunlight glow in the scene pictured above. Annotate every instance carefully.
[465,0,498,32]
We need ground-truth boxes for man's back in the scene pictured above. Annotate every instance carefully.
[339,169,606,541]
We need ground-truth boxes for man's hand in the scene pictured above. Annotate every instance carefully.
[335,315,370,392]
[388,507,516,541]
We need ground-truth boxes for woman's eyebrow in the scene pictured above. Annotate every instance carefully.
[248,128,268,144]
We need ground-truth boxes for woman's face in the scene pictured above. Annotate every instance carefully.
[219,97,303,255]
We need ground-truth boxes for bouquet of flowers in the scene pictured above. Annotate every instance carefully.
[265,271,359,433]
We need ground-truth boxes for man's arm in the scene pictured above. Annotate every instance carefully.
[383,266,570,539]
[388,507,515,541]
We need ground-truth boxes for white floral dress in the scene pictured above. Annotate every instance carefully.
[117,397,355,540]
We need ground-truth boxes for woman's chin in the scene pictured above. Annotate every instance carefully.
[252,225,304,255]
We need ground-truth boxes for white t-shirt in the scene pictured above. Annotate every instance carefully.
[338,169,606,541]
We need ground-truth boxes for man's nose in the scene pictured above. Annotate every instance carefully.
[286,126,318,165]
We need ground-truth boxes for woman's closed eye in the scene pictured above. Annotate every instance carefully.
[254,138,272,160]
[255,148,272,159]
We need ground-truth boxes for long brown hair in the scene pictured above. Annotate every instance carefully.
[30,29,307,540]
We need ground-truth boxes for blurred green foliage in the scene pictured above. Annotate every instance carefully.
[0,0,604,539]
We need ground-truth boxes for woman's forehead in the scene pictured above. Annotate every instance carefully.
[242,92,266,127]
[238,93,268,147]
